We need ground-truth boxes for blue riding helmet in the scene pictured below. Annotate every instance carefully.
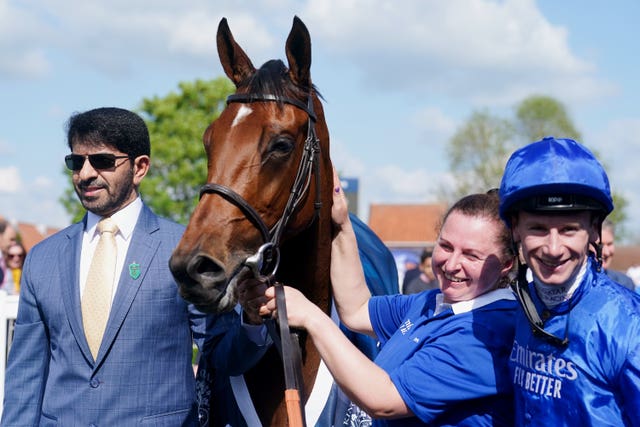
[499,136,613,226]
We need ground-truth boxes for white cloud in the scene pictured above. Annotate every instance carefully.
[0,0,261,78]
[590,117,640,238]
[0,167,68,226]
[303,0,614,106]
[372,165,444,202]
[3,0,614,106]
[0,0,52,78]
[0,192,69,228]
[412,106,457,135]
[330,138,367,177]
[0,49,50,79]
[33,176,55,190]
[0,166,23,193]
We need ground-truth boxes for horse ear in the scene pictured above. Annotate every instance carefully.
[285,16,312,88]
[217,17,256,86]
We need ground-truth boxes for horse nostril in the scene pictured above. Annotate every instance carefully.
[187,254,226,284]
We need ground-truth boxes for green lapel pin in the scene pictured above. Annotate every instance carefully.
[129,262,141,280]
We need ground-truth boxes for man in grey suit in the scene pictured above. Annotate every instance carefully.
[1,107,270,426]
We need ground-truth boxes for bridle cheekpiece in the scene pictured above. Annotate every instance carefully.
[199,92,322,279]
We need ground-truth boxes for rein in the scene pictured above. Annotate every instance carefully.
[200,92,323,427]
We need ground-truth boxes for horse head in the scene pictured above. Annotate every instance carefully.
[169,16,332,315]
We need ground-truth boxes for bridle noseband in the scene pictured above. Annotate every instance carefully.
[199,92,322,278]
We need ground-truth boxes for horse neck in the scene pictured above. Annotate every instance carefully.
[278,209,332,314]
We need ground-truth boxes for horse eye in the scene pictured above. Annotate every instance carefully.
[267,137,295,157]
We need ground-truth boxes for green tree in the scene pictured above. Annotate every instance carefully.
[515,95,582,142]
[60,77,235,224]
[139,78,234,223]
[444,94,629,231]
[609,193,628,233]
[60,167,84,223]
[445,109,515,200]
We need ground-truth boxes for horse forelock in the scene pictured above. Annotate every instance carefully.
[238,59,322,104]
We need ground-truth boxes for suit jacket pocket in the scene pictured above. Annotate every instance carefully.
[139,406,197,426]
[39,412,58,426]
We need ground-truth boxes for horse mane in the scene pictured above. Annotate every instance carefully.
[240,59,323,105]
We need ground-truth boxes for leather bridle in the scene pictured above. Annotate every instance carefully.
[199,92,322,279]
[199,91,323,427]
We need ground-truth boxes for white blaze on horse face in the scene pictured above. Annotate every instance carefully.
[231,105,253,128]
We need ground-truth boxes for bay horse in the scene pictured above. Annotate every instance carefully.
[169,16,333,426]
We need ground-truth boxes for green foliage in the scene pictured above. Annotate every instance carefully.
[445,110,515,200]
[139,78,235,224]
[444,94,629,230]
[515,95,582,142]
[59,77,236,224]
[609,193,628,232]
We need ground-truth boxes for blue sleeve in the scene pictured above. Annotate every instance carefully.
[1,254,49,426]
[368,293,423,344]
[200,307,270,376]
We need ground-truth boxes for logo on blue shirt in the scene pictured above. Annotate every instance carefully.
[400,319,413,335]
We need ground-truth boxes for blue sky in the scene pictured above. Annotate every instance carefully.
[2,0,640,241]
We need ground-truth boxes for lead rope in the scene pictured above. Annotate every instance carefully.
[274,283,306,427]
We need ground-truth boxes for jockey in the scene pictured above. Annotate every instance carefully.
[498,136,640,426]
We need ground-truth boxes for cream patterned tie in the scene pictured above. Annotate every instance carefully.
[82,217,118,360]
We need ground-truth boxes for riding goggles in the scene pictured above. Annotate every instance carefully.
[65,153,130,171]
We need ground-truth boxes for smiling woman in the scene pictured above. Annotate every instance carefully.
[2,241,26,295]
[260,186,519,426]
[433,191,515,305]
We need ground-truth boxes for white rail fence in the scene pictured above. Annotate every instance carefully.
[0,292,19,420]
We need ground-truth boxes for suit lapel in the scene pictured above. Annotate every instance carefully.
[60,218,96,362]
[95,206,160,364]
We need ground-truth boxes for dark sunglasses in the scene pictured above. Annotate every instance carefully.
[7,253,24,259]
[65,153,130,171]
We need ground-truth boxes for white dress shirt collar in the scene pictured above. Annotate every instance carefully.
[85,197,143,241]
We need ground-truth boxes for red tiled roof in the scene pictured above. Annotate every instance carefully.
[16,222,61,252]
[368,203,447,247]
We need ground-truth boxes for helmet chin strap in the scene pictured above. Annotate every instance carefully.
[591,216,604,272]
[509,254,569,348]
[592,241,603,272]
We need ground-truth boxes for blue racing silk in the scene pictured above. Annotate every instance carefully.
[369,288,517,427]
[510,256,640,426]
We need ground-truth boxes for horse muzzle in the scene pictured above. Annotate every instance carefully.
[169,251,238,313]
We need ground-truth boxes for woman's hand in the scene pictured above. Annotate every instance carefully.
[258,285,319,330]
[331,167,352,234]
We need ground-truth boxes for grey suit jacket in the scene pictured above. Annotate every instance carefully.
[1,205,207,426]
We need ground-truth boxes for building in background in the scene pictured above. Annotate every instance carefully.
[340,177,359,217]
[368,203,447,287]
[0,218,60,252]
